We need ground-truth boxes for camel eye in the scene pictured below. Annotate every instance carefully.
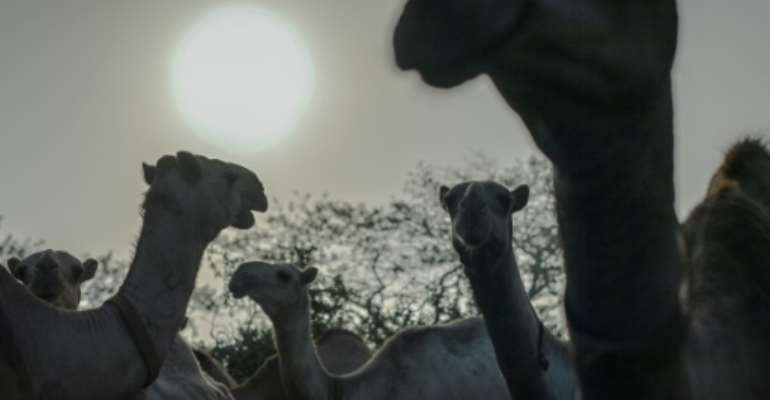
[276,270,292,283]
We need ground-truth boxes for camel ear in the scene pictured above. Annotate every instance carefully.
[142,163,156,185]
[439,185,450,211]
[510,185,530,213]
[7,257,21,275]
[300,267,318,285]
[81,259,99,282]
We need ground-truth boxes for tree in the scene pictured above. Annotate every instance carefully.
[189,154,566,380]
[0,217,42,262]
[80,253,128,308]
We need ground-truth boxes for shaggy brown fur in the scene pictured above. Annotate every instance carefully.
[682,139,770,399]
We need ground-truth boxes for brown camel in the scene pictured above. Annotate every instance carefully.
[231,328,372,400]
[440,181,576,399]
[394,0,688,398]
[680,138,770,399]
[0,151,266,399]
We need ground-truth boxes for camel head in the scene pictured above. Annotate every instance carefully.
[7,250,98,310]
[229,261,318,319]
[393,0,525,87]
[707,138,770,211]
[141,151,268,241]
[440,181,529,251]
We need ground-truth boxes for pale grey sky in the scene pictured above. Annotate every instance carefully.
[0,0,768,259]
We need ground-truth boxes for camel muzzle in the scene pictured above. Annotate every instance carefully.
[228,278,250,299]
[229,263,264,299]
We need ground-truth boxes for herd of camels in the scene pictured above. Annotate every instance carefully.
[1,0,769,399]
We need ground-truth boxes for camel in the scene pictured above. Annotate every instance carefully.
[393,0,690,398]
[679,138,770,398]
[440,181,576,399]
[8,250,98,310]
[395,1,770,399]
[228,261,511,400]
[9,249,233,400]
[231,328,372,400]
[0,151,267,399]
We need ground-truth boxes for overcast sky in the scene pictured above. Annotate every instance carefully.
[0,0,768,259]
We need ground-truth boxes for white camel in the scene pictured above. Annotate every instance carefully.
[0,151,267,400]
[228,261,511,400]
[232,329,372,400]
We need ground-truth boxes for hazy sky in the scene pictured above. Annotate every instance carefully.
[0,0,768,259]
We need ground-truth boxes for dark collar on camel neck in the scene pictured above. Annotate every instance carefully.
[107,294,163,388]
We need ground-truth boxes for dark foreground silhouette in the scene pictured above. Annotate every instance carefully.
[395,0,770,399]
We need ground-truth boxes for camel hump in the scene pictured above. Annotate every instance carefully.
[317,328,366,346]
[709,137,770,201]
[317,329,371,374]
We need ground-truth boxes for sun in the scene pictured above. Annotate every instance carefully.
[171,6,314,152]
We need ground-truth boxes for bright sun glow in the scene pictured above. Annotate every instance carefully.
[171,6,314,152]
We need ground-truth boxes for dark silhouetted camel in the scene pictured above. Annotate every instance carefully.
[395,0,688,398]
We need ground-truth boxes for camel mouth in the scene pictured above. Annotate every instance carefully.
[228,279,251,299]
[229,271,260,300]
[232,209,256,229]
[32,287,62,303]
[34,291,68,308]
[393,0,519,88]
[454,224,491,249]
[456,234,485,250]
[38,293,58,303]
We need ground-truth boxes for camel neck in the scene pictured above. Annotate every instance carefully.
[546,89,689,398]
[118,204,207,364]
[461,236,555,399]
[553,90,683,340]
[272,296,330,400]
